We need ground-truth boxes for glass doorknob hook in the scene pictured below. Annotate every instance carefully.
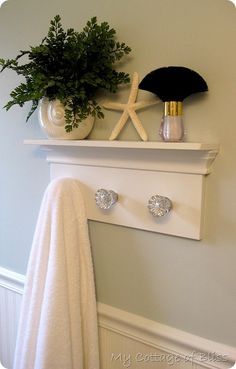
[95,189,118,210]
[148,195,172,217]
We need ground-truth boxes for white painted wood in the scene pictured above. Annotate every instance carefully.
[0,286,22,369]
[0,267,25,294]
[0,268,235,369]
[98,303,236,369]
[24,140,218,239]
[24,140,219,174]
[50,163,205,239]
[24,139,218,150]
[99,327,202,369]
[0,268,25,368]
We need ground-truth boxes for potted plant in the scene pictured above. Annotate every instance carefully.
[0,15,131,138]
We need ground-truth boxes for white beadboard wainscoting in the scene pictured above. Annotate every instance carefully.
[0,267,235,369]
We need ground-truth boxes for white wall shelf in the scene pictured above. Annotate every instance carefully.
[25,139,219,240]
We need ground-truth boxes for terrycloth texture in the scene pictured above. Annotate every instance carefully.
[13,178,100,369]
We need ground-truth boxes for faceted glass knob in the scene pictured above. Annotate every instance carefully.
[148,195,172,217]
[95,189,118,210]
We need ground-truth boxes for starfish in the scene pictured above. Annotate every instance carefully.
[103,72,160,141]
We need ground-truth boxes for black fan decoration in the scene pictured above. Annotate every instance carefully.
[139,66,208,102]
[139,66,208,141]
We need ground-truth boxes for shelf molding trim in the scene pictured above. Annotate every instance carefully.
[25,140,219,240]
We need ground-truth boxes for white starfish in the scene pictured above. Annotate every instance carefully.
[103,72,160,141]
[228,0,236,6]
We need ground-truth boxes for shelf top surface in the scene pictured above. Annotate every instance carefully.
[24,139,219,151]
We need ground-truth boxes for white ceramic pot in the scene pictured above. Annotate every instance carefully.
[38,98,95,139]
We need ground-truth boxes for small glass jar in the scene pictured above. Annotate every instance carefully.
[159,101,185,142]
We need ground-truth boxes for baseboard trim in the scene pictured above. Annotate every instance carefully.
[0,267,235,369]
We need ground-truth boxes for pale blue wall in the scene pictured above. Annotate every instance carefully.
[0,0,236,347]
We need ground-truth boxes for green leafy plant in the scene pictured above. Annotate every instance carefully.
[0,15,131,132]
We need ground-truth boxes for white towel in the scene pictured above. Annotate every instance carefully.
[13,178,100,369]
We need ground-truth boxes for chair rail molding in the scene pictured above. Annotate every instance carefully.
[25,140,219,240]
[0,267,235,369]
